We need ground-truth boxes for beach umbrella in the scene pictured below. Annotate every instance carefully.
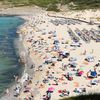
[48,87,55,92]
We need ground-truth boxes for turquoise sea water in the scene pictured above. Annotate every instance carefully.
[0,16,24,96]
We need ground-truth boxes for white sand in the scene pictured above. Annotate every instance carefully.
[17,8,100,100]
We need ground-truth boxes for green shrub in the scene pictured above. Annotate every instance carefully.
[60,93,100,100]
[46,3,60,12]
[0,0,100,10]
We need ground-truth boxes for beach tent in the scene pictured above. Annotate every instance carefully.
[44,56,53,64]
[90,70,97,77]
[53,40,59,45]
[59,51,70,58]
[90,79,98,85]
[69,62,77,68]
[87,69,97,78]
[85,55,94,62]
[70,42,81,47]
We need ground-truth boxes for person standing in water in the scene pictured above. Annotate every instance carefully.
[5,88,10,96]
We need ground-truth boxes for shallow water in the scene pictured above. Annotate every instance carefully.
[0,16,24,96]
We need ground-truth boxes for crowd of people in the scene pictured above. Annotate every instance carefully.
[3,13,100,100]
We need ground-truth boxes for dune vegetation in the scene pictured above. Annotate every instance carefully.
[60,93,100,100]
[0,0,100,11]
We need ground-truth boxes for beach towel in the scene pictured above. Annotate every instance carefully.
[74,82,79,87]
[78,71,84,76]
[58,90,62,93]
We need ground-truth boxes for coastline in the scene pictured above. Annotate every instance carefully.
[0,6,45,100]
[0,18,33,100]
[0,16,25,100]
[0,6,100,100]
[0,16,25,99]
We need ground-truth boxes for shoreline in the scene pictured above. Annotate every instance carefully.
[0,17,25,100]
[0,15,36,100]
[0,7,44,99]
[0,16,26,100]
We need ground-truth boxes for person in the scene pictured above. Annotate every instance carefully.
[62,89,70,96]
[83,50,86,55]
[95,63,100,67]
[91,49,94,54]
[47,91,51,100]
[74,88,86,93]
[14,88,20,97]
[43,91,51,100]
[66,73,73,81]
[30,91,34,99]
[77,69,84,76]
[43,95,48,100]
[14,75,19,82]
[5,88,10,96]
[30,64,35,69]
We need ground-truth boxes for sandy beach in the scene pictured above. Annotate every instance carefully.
[0,6,100,100]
